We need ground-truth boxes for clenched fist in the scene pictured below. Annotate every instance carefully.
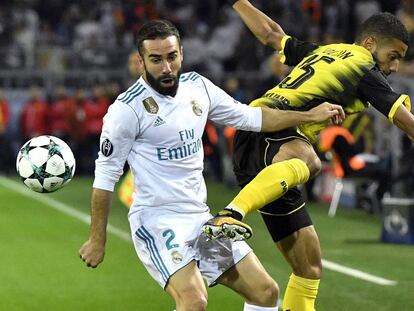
[79,239,105,268]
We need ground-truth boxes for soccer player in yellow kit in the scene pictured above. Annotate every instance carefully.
[203,1,414,310]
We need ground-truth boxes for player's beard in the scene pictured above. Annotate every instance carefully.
[373,51,390,76]
[145,68,182,97]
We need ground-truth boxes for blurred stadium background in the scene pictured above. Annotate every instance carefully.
[1,0,414,310]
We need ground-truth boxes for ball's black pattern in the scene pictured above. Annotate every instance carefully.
[16,135,75,193]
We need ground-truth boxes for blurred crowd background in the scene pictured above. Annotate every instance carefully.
[1,0,414,205]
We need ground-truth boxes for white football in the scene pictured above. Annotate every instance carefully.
[16,135,76,193]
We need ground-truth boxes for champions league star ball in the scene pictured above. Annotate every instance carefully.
[16,135,76,193]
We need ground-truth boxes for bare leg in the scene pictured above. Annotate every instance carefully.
[218,252,279,308]
[165,261,208,311]
[277,226,322,279]
[272,140,322,311]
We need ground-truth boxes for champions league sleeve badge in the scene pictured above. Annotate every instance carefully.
[191,100,202,116]
[101,138,114,157]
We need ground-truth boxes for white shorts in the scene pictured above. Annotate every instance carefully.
[129,208,252,289]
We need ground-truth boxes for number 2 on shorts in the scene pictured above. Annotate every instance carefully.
[162,229,179,250]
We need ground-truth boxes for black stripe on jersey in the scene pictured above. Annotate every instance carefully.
[262,95,325,112]
[318,65,367,106]
[283,37,319,67]
[295,98,327,111]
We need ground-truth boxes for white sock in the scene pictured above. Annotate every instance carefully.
[243,302,278,311]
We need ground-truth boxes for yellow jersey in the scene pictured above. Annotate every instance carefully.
[250,35,411,142]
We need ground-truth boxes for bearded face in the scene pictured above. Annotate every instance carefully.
[141,36,183,97]
[144,66,182,96]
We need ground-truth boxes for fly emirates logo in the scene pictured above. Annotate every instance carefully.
[157,129,202,161]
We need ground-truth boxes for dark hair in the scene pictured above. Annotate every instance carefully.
[136,20,181,55]
[355,12,409,45]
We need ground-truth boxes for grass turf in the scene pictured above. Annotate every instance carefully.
[1,175,413,310]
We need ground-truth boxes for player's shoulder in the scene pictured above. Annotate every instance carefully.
[116,79,148,105]
[115,78,159,117]
[179,71,203,83]
[318,42,374,62]
[179,71,217,93]
[109,80,150,120]
[180,71,220,92]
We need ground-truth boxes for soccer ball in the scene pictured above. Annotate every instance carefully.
[16,135,76,193]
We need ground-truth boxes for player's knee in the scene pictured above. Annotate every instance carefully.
[293,150,321,179]
[247,278,279,307]
[175,289,208,311]
[312,262,323,279]
[293,260,322,279]
[306,261,323,279]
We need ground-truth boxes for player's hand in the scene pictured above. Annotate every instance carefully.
[79,239,105,268]
[309,102,345,124]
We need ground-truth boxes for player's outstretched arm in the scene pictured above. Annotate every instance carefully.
[393,104,414,141]
[232,0,286,51]
[79,188,113,268]
[260,102,345,132]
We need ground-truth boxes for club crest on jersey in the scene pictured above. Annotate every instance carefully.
[191,100,202,116]
[171,250,183,264]
[101,138,113,157]
[142,97,159,114]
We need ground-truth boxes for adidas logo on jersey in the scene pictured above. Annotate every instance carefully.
[154,116,166,127]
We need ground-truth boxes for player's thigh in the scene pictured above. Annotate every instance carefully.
[272,139,321,178]
[165,260,208,303]
[217,252,278,304]
[277,225,322,279]
[130,209,210,289]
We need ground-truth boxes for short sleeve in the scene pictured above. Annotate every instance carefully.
[357,67,411,123]
[279,35,319,66]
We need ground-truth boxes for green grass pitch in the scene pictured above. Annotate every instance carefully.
[0,175,413,310]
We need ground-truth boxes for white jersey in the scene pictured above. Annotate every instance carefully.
[93,72,262,214]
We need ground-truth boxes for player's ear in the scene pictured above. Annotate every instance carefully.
[361,36,377,53]
[137,53,144,67]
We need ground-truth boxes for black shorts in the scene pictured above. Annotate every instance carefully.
[233,128,313,242]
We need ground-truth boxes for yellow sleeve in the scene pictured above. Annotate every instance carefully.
[278,35,291,64]
[388,94,411,123]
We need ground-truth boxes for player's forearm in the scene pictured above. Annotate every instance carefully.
[89,188,113,245]
[233,0,285,50]
[260,107,316,132]
[394,104,414,141]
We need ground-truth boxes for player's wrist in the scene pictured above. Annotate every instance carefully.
[89,237,106,248]
[304,110,318,123]
[89,230,107,245]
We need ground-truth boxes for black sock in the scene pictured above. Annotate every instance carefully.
[217,209,243,221]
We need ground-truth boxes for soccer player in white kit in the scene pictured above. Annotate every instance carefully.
[79,20,344,311]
